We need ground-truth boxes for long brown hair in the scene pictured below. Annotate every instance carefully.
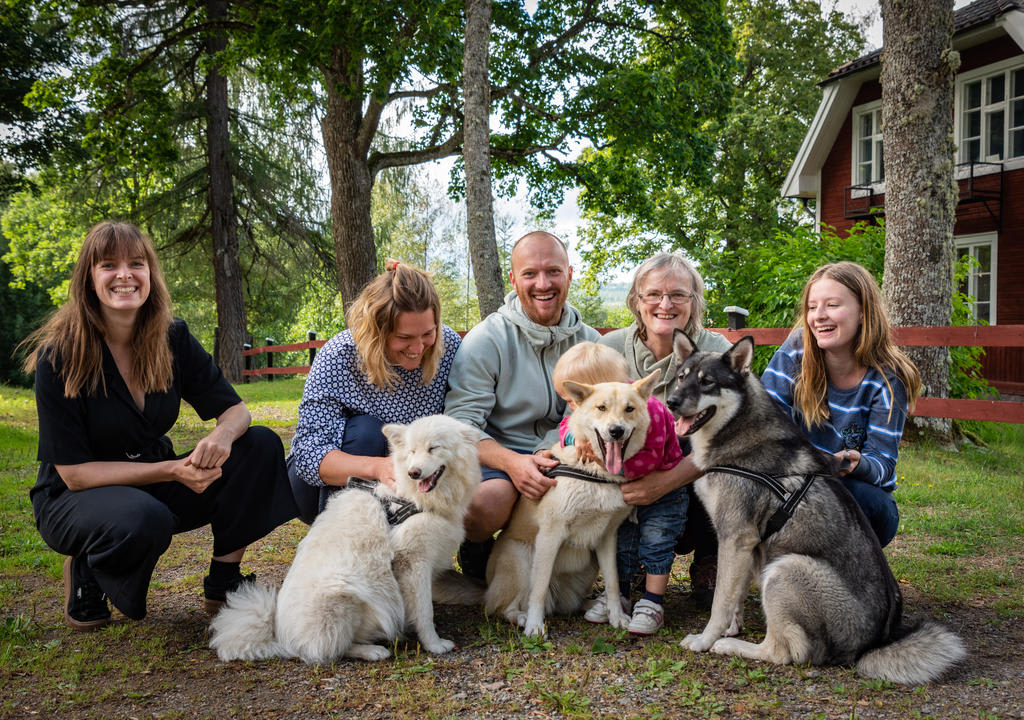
[793,261,921,427]
[22,221,174,397]
[348,260,443,390]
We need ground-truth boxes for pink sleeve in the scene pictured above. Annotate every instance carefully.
[559,415,571,448]
[649,397,683,469]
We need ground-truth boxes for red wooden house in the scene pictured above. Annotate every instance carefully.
[783,0,1023,395]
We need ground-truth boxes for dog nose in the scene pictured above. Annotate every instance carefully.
[609,425,625,440]
[408,467,421,479]
[666,396,679,411]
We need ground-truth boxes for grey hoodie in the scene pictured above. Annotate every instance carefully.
[444,291,600,453]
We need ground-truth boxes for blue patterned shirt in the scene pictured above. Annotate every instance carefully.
[761,332,908,491]
[289,325,461,486]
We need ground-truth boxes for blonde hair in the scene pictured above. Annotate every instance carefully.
[793,261,922,427]
[348,260,443,390]
[626,252,707,342]
[552,342,630,400]
[22,221,174,398]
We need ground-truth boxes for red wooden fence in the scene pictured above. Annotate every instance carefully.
[241,325,1024,423]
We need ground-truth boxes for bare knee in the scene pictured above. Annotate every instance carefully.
[464,479,518,541]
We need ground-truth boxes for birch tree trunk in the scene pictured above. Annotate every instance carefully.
[463,0,504,319]
[880,0,958,439]
[205,0,246,382]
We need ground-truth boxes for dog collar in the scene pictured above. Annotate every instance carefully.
[705,465,819,540]
[544,462,622,485]
[346,477,422,526]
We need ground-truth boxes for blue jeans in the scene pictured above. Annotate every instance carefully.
[616,487,688,587]
[287,414,389,524]
[842,477,900,547]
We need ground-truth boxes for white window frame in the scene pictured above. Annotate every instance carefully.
[954,56,1024,169]
[954,232,997,325]
[851,101,884,186]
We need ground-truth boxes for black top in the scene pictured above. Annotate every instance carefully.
[31,319,241,500]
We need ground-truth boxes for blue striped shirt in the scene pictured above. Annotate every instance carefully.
[761,332,908,491]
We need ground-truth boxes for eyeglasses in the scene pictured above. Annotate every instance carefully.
[640,291,693,306]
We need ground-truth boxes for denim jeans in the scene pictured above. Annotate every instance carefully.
[616,486,689,586]
[841,477,900,547]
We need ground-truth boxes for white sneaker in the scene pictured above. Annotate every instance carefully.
[627,598,664,635]
[583,594,631,624]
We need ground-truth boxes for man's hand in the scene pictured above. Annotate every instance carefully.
[620,458,701,506]
[508,452,559,501]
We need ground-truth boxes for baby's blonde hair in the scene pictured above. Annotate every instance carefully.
[552,342,631,400]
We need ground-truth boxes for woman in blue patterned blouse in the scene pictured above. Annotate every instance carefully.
[761,261,921,546]
[287,261,461,522]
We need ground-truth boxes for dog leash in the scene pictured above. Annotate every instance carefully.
[705,465,819,540]
[346,477,422,526]
[544,462,622,485]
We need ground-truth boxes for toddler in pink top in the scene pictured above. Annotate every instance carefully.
[552,343,684,636]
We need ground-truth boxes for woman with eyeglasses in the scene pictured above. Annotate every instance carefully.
[596,252,731,617]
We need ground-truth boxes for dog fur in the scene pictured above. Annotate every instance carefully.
[666,332,966,685]
[483,372,660,637]
[208,414,480,663]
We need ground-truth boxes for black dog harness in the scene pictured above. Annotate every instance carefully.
[705,465,820,540]
[347,477,421,526]
[544,462,621,485]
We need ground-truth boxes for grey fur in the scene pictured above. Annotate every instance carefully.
[666,332,966,685]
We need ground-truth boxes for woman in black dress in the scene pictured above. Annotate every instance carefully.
[23,221,297,630]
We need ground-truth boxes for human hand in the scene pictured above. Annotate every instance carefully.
[170,457,223,493]
[186,429,233,471]
[834,449,861,477]
[375,456,398,490]
[509,452,559,501]
[574,437,601,466]
[620,468,683,506]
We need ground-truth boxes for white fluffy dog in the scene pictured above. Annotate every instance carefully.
[208,414,480,663]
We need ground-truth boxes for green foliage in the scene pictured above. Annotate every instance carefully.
[0,232,52,386]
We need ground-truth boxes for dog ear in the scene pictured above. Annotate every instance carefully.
[723,336,755,375]
[562,380,595,405]
[634,370,660,400]
[672,329,697,363]
[381,423,405,449]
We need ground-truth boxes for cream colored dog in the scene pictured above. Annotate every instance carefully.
[208,414,480,663]
[484,372,659,637]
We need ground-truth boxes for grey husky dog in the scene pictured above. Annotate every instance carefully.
[666,332,965,685]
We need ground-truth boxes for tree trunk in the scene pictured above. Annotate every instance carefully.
[321,64,377,316]
[880,0,958,440]
[205,0,246,383]
[463,0,504,319]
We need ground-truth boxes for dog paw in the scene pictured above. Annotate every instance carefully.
[523,621,547,639]
[710,637,743,656]
[422,638,456,655]
[608,613,631,631]
[681,633,716,652]
[724,618,743,637]
[346,644,391,662]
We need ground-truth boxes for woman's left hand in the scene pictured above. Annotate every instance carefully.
[834,449,861,477]
[187,429,233,470]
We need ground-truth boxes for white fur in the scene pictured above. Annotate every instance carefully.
[209,415,480,663]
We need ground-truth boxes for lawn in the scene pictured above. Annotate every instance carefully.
[1,379,1022,719]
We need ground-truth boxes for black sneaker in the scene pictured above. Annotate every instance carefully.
[63,556,111,631]
[202,572,256,613]
[456,538,495,582]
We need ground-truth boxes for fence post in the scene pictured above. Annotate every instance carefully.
[242,343,251,384]
[308,331,318,366]
[724,306,749,331]
[265,337,275,382]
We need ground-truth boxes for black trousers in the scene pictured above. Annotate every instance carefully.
[33,426,298,620]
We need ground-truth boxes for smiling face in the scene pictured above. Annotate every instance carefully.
[636,268,693,341]
[386,309,438,370]
[805,277,862,357]
[509,233,572,326]
[90,253,151,322]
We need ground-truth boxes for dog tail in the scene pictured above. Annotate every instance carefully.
[431,568,486,605]
[856,621,967,685]
[208,582,284,661]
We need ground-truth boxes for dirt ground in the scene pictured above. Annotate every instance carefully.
[2,523,1022,720]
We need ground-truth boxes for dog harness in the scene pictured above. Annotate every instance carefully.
[544,462,621,485]
[346,477,421,526]
[705,465,819,540]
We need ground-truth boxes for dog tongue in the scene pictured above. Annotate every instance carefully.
[417,478,431,493]
[675,416,694,436]
[605,441,623,475]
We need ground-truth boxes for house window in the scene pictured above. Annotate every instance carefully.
[960,65,1024,162]
[955,234,997,324]
[853,105,884,184]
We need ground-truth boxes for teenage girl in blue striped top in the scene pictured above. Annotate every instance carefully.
[761,261,921,547]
